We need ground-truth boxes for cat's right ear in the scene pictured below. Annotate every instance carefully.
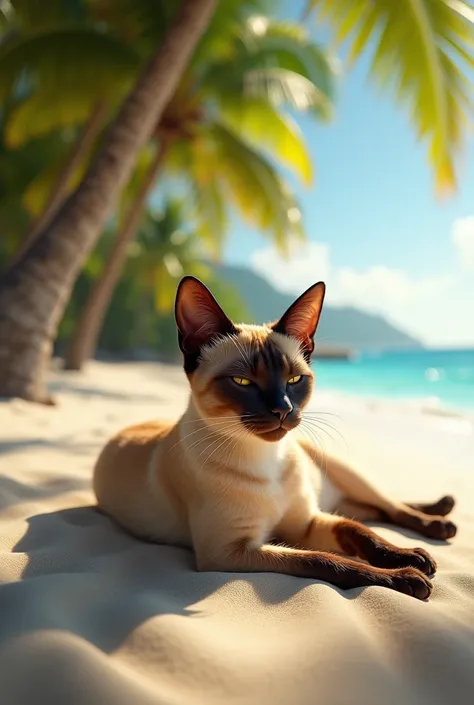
[272,281,325,360]
[175,277,236,365]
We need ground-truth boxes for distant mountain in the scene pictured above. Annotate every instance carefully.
[209,263,422,353]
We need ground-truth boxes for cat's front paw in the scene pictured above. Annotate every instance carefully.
[403,547,437,576]
[390,567,433,600]
[376,546,436,575]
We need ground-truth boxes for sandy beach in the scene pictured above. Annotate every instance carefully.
[1,360,474,704]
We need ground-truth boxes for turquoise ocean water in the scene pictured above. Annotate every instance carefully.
[313,349,474,413]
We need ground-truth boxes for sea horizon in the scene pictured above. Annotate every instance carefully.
[313,347,474,414]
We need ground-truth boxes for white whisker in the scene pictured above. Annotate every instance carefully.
[164,418,244,457]
[302,413,347,448]
[179,415,248,425]
[199,431,237,468]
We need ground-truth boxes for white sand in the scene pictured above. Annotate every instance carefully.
[1,361,473,704]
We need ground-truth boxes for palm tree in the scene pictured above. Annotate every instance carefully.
[56,199,250,360]
[0,0,217,403]
[124,199,235,317]
[0,1,150,248]
[122,200,251,356]
[304,0,474,195]
[0,1,265,217]
[63,140,170,370]
[64,15,335,370]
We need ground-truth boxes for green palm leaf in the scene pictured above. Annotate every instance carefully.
[219,97,313,185]
[0,27,140,146]
[191,0,270,65]
[85,0,175,49]
[305,0,474,194]
[201,16,335,119]
[7,0,85,29]
[0,113,69,248]
[153,259,180,313]
[242,67,330,118]
[242,16,335,118]
[124,200,213,313]
[189,176,228,259]
[197,123,304,254]
[22,134,94,216]
[164,139,229,259]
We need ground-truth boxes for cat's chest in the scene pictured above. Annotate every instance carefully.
[248,440,290,492]
[240,442,297,533]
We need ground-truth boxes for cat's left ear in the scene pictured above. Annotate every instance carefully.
[272,282,325,359]
[175,276,236,358]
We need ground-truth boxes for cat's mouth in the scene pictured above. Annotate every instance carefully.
[250,416,300,442]
[257,426,289,442]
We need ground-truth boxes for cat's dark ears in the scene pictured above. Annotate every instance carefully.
[175,276,325,367]
[272,281,325,359]
[175,276,236,364]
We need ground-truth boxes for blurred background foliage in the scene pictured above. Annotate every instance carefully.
[0,0,337,364]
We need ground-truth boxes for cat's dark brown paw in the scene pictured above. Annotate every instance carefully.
[401,547,437,576]
[409,495,456,517]
[423,518,457,541]
[396,510,458,541]
[390,567,433,600]
[371,546,437,575]
[434,495,456,516]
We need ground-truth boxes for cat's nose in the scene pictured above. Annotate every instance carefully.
[271,396,293,422]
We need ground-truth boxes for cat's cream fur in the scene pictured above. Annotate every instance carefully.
[94,277,456,599]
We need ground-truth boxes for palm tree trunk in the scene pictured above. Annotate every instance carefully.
[0,0,217,403]
[64,141,168,371]
[3,103,107,276]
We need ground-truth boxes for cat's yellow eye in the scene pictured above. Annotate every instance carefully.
[288,375,302,385]
[232,377,252,387]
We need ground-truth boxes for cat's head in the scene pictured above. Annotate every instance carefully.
[175,276,325,442]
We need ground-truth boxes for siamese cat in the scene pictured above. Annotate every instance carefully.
[94,277,456,600]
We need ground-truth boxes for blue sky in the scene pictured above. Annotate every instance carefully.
[222,1,474,347]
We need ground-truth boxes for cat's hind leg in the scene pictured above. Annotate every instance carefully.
[337,496,456,522]
[336,497,457,541]
[336,498,387,523]
[302,442,457,541]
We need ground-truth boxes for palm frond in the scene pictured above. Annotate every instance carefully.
[305,0,474,194]
[0,27,140,145]
[218,98,313,185]
[85,0,175,49]
[244,67,331,118]
[191,0,270,66]
[201,16,335,119]
[153,260,180,313]
[122,197,213,313]
[242,16,336,118]
[169,138,229,258]
[9,0,86,29]
[22,134,94,216]
[189,176,228,260]
[0,127,66,194]
[195,123,305,254]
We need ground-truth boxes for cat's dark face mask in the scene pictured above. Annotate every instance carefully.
[174,276,325,442]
